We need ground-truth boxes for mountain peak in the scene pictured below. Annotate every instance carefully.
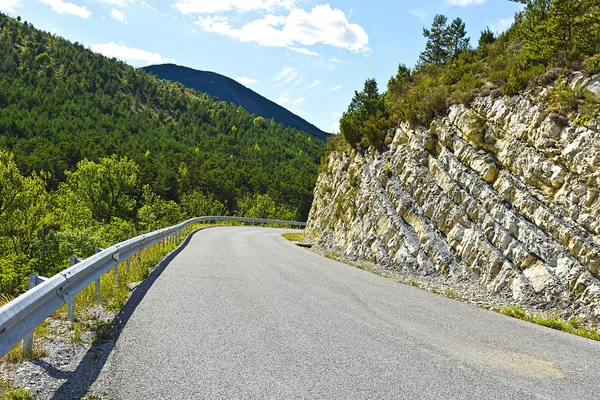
[142,64,330,141]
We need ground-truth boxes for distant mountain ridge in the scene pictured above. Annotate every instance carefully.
[143,64,330,141]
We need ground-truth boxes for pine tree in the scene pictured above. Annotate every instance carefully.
[420,15,471,67]
[446,18,470,60]
[420,14,449,66]
[478,28,496,48]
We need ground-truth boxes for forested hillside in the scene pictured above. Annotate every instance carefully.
[0,13,325,296]
[143,64,330,141]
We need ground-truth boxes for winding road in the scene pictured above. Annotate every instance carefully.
[94,226,600,399]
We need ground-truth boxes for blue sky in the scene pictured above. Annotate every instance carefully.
[0,0,523,133]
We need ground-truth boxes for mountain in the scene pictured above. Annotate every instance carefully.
[0,13,324,219]
[142,64,330,141]
[0,12,327,295]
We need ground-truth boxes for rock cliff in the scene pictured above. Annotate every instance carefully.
[307,72,600,322]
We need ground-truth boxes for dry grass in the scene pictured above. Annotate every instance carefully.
[282,232,305,242]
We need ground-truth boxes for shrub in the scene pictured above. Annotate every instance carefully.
[584,53,600,75]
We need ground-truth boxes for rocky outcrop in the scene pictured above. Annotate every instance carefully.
[307,72,600,322]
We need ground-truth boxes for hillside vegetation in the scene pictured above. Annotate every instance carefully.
[338,0,600,150]
[0,13,324,296]
[143,64,330,141]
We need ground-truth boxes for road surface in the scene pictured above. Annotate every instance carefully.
[94,226,600,399]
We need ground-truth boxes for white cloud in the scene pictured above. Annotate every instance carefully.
[272,66,302,87]
[234,76,258,86]
[195,4,370,54]
[303,80,323,90]
[490,17,513,34]
[409,8,427,20]
[447,0,486,6]
[0,0,21,13]
[90,42,173,65]
[41,0,92,18]
[329,85,343,91]
[96,0,135,6]
[110,8,127,23]
[290,47,318,56]
[174,0,296,14]
[278,93,306,106]
[328,57,361,66]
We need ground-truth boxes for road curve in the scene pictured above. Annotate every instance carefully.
[94,226,600,399]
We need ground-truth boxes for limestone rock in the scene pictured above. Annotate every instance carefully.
[307,73,600,323]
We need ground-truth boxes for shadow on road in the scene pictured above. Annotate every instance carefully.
[38,228,209,400]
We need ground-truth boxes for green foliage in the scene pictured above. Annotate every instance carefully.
[340,78,389,149]
[478,27,496,48]
[281,232,305,242]
[235,192,298,221]
[180,190,228,217]
[420,15,470,67]
[513,0,600,69]
[387,72,450,127]
[546,80,580,114]
[0,379,32,400]
[544,79,600,124]
[584,53,600,74]
[63,156,139,223]
[341,2,600,132]
[0,12,324,223]
[0,13,320,297]
[496,304,600,341]
[137,185,183,232]
[420,15,450,66]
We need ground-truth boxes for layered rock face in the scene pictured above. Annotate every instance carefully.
[307,73,600,321]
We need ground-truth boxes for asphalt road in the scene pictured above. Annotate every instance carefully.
[95,226,600,399]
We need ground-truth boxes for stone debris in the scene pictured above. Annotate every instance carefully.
[307,72,600,324]
[0,308,116,399]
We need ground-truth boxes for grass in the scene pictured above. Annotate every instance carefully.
[432,287,463,300]
[68,323,83,346]
[2,320,49,363]
[324,251,342,262]
[0,379,32,400]
[495,305,600,341]
[282,232,306,242]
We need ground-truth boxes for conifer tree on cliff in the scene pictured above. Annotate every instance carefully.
[419,15,470,67]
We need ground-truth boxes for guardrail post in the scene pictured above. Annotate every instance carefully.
[22,274,40,358]
[68,256,80,322]
[113,252,120,285]
[126,258,130,274]
[94,248,103,304]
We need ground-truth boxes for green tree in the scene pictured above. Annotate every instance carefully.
[0,150,52,295]
[446,18,470,60]
[137,185,183,232]
[64,155,139,223]
[420,15,449,66]
[180,190,228,217]
[420,15,471,67]
[235,192,298,221]
[340,79,388,149]
[478,27,496,47]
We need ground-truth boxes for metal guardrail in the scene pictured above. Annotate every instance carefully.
[0,216,305,359]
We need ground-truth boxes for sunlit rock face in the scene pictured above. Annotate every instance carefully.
[307,72,600,321]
